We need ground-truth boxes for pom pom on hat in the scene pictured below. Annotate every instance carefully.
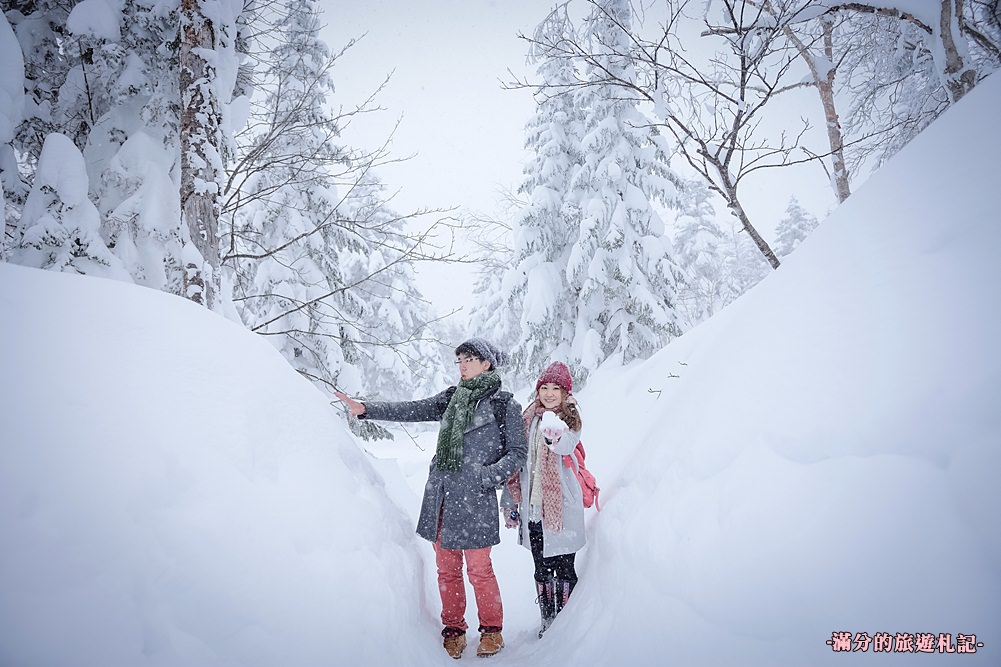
[536,361,573,394]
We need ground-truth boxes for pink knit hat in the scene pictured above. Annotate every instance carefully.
[536,361,573,394]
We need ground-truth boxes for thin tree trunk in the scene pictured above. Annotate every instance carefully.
[786,17,851,204]
[180,0,221,308]
[715,164,781,270]
[730,199,781,270]
[817,19,852,204]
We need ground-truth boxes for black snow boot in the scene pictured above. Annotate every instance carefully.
[536,579,557,638]
[554,578,576,615]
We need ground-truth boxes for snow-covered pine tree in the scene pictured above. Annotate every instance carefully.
[226,0,444,408]
[8,132,129,280]
[6,0,74,165]
[466,210,519,375]
[3,0,250,302]
[227,0,362,394]
[565,0,683,375]
[671,177,770,329]
[505,4,586,380]
[333,171,448,401]
[72,0,190,296]
[5,0,80,258]
[672,178,728,328]
[721,216,770,300]
[1,13,25,253]
[773,196,820,258]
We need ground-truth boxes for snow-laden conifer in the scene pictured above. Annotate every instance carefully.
[673,178,729,328]
[9,132,128,280]
[672,177,769,329]
[334,171,448,401]
[565,0,683,375]
[74,1,189,295]
[227,0,360,395]
[466,210,519,373]
[1,13,26,250]
[773,196,820,258]
[180,0,245,309]
[8,0,74,166]
[505,4,586,380]
[226,0,443,405]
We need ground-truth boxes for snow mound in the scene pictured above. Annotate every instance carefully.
[563,72,1001,665]
[0,265,428,666]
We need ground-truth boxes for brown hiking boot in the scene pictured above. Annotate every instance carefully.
[443,632,466,659]
[476,631,504,657]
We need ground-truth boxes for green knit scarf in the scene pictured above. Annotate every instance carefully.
[435,370,501,471]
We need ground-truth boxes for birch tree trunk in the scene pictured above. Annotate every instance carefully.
[785,17,851,204]
[939,0,978,102]
[179,0,222,308]
[718,172,782,270]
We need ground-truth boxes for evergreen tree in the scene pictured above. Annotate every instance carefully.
[7,0,74,165]
[5,0,241,299]
[673,178,728,328]
[671,177,769,329]
[1,13,26,252]
[505,4,586,380]
[180,0,245,309]
[722,217,770,298]
[3,0,451,417]
[466,210,519,374]
[773,196,820,258]
[9,132,128,279]
[334,171,448,401]
[226,0,443,406]
[565,0,683,374]
[83,1,189,296]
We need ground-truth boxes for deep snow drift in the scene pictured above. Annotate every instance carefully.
[2,76,999,667]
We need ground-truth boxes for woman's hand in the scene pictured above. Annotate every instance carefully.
[504,507,520,529]
[540,411,568,445]
[334,390,366,417]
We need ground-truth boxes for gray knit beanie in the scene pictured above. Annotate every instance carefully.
[455,337,509,369]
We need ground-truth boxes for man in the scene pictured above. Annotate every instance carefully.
[335,338,527,659]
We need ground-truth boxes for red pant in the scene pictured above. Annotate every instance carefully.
[433,536,503,632]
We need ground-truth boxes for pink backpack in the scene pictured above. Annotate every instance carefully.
[563,441,600,511]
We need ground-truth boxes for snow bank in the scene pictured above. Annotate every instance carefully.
[566,71,1001,665]
[0,266,429,667]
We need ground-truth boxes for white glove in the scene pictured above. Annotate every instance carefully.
[540,411,568,443]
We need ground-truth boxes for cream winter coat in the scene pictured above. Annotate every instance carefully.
[501,414,585,557]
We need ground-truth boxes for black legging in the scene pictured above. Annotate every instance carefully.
[528,521,577,584]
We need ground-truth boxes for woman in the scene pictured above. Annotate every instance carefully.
[501,361,584,638]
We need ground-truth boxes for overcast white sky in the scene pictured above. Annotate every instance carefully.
[320,2,540,317]
[321,1,538,211]
[319,1,837,317]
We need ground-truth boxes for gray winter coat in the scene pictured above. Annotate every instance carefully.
[361,386,528,551]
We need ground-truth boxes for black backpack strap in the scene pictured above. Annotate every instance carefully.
[491,390,513,448]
